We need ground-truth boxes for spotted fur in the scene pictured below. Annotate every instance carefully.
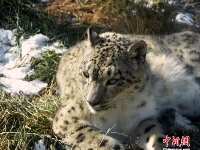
[53,29,200,150]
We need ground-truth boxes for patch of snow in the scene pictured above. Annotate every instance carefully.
[35,139,46,150]
[133,0,153,7]
[168,0,179,5]
[0,29,67,95]
[71,18,78,22]
[0,29,16,60]
[41,0,50,3]
[21,34,49,64]
[0,78,47,95]
[2,67,29,79]
[0,29,16,46]
[133,0,178,8]
[131,10,137,16]
[175,12,194,26]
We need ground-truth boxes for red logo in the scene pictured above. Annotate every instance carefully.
[163,135,190,147]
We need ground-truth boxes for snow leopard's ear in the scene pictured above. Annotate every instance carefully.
[128,40,147,65]
[87,28,101,47]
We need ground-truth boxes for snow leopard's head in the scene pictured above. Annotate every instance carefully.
[79,28,147,113]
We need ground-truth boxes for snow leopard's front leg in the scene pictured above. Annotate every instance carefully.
[52,101,124,150]
[136,118,166,150]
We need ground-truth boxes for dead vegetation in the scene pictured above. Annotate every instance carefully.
[44,0,178,34]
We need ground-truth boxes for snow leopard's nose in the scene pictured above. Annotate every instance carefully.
[86,81,104,107]
[88,99,100,107]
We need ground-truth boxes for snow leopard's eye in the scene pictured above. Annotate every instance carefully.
[83,71,89,78]
[106,79,119,86]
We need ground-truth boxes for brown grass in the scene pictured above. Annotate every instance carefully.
[44,0,177,34]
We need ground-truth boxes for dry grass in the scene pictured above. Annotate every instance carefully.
[0,91,58,149]
[122,1,177,34]
[45,0,178,34]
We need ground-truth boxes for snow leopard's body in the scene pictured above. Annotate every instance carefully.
[53,29,200,150]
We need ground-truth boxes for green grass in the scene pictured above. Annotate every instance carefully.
[27,51,61,84]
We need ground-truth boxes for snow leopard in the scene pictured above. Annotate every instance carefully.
[52,28,200,150]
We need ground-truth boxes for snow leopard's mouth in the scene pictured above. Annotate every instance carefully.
[85,99,112,113]
[86,101,97,114]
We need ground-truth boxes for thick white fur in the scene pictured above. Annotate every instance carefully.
[54,31,200,150]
